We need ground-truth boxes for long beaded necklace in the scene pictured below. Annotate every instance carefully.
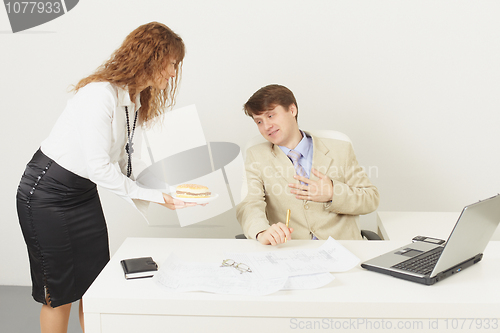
[125,106,138,178]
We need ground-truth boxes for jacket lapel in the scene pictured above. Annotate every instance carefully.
[271,144,297,184]
[310,135,333,179]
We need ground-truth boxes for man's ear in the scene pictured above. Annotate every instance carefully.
[288,104,298,118]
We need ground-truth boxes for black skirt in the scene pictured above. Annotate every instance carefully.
[16,149,109,307]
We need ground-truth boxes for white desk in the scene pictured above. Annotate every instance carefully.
[377,211,500,241]
[84,238,500,333]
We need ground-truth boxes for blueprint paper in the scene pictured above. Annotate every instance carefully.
[155,254,287,296]
[282,272,334,290]
[225,237,360,279]
[155,238,353,295]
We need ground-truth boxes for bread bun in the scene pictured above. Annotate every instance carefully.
[176,184,211,198]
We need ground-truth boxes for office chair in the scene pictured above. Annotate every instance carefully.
[235,130,382,241]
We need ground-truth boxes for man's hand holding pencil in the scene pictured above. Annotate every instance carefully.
[256,209,294,246]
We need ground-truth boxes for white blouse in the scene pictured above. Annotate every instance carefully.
[41,82,164,208]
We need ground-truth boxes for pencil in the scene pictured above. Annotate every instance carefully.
[285,209,290,242]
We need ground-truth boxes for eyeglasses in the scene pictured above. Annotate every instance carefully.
[220,259,252,274]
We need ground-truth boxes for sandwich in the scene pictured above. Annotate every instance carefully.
[175,184,211,198]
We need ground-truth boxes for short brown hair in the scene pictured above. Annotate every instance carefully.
[243,84,298,120]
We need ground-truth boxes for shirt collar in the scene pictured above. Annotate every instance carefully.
[279,130,311,158]
[116,85,141,111]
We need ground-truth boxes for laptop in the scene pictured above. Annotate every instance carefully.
[361,194,500,285]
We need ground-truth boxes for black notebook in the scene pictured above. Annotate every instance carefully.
[120,257,158,279]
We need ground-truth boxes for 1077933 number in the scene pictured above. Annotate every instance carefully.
[5,2,62,14]
[443,318,498,330]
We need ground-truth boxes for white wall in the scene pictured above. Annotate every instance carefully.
[1,0,499,286]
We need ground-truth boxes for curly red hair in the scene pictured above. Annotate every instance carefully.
[74,22,185,125]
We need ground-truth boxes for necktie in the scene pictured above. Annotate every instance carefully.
[287,150,307,185]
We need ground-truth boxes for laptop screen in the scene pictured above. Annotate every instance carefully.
[430,194,500,276]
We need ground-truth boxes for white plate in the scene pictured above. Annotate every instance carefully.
[172,193,219,204]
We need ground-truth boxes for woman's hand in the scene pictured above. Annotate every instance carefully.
[159,193,198,210]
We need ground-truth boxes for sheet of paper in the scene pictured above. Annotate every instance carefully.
[155,238,354,295]
[155,254,287,296]
[282,273,335,290]
[225,237,360,279]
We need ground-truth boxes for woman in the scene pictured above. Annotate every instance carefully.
[16,22,194,333]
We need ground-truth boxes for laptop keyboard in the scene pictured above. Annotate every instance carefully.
[392,247,444,275]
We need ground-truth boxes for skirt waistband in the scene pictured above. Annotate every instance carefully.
[30,148,95,190]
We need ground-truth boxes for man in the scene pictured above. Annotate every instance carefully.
[236,84,380,245]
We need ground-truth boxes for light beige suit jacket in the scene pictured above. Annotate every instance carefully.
[236,133,380,240]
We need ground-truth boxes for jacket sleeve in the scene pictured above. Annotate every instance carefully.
[236,149,272,239]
